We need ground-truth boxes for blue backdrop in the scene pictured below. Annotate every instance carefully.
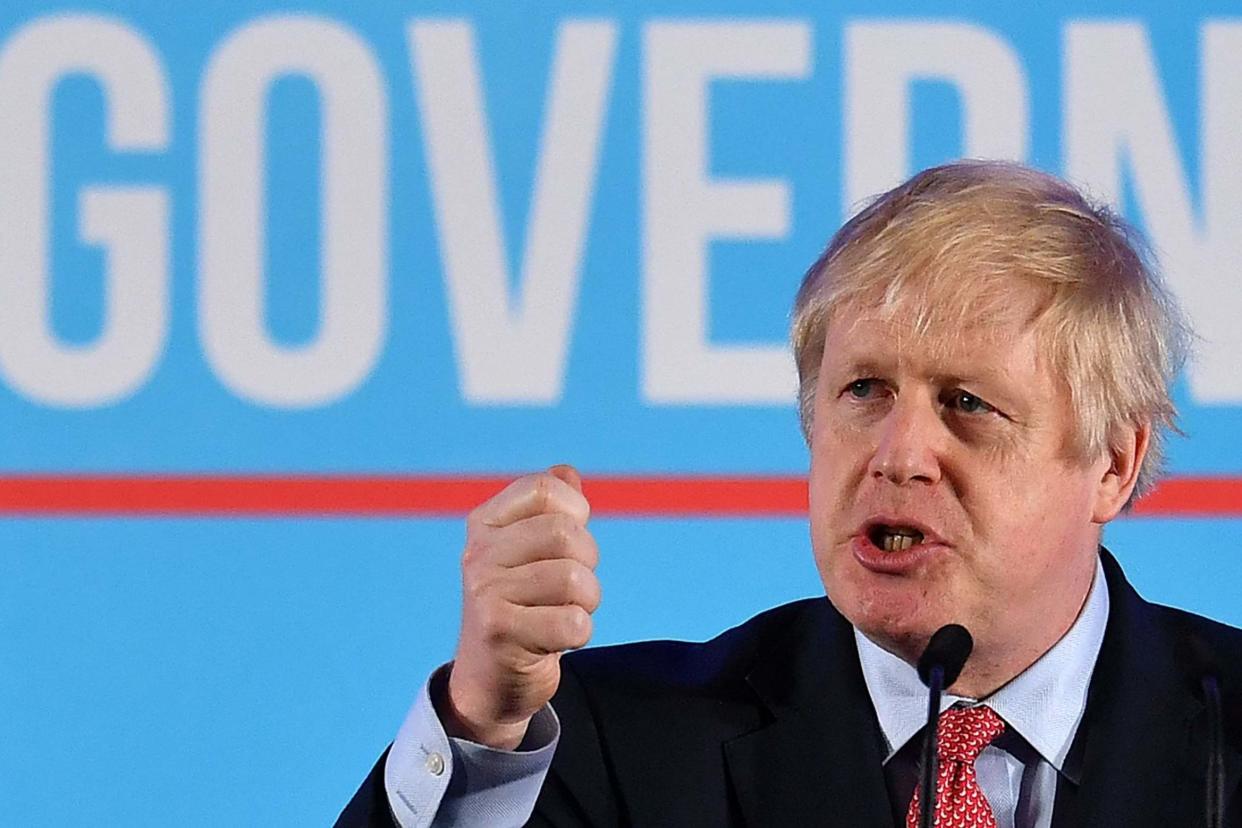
[1,2,1239,824]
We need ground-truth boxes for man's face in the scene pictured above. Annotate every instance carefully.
[808,290,1116,679]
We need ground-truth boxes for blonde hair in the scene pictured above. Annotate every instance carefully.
[791,160,1190,500]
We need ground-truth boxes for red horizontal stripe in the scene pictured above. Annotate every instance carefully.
[0,475,1236,517]
[1128,476,1242,517]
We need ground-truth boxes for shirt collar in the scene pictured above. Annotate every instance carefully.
[854,554,1110,773]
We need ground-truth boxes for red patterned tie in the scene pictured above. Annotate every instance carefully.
[905,705,1006,828]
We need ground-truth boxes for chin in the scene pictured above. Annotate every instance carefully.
[824,571,948,660]
[857,612,937,664]
[827,580,935,663]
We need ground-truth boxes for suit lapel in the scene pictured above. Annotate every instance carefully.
[1054,550,1208,827]
[724,600,894,827]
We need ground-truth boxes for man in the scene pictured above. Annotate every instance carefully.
[338,161,1242,827]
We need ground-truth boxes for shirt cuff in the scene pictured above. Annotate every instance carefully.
[384,664,560,828]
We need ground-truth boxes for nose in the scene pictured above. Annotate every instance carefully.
[867,392,944,486]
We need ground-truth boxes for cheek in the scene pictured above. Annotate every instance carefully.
[808,442,861,536]
[962,481,1092,587]
[806,479,839,571]
[810,415,872,480]
[808,446,860,571]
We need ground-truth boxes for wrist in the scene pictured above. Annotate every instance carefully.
[437,663,531,750]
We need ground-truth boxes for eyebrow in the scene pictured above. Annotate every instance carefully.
[834,358,894,378]
[832,358,1025,404]
[832,360,1000,385]
[938,370,1005,387]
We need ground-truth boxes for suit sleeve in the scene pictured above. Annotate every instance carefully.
[528,657,624,826]
[334,748,398,828]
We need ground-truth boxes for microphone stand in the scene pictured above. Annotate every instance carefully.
[919,664,945,828]
[916,624,974,828]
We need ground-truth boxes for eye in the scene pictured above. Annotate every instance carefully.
[946,389,996,415]
[846,378,879,399]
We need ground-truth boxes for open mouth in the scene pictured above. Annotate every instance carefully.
[868,524,926,552]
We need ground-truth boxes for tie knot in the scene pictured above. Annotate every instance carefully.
[936,705,1005,764]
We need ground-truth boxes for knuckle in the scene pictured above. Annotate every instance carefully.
[549,514,573,547]
[551,512,583,550]
[560,561,583,593]
[476,602,513,646]
[461,568,489,603]
[461,533,489,567]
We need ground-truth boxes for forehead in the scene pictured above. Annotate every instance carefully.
[821,297,1048,388]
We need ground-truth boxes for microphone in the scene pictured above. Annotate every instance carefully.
[918,624,973,687]
[916,624,974,828]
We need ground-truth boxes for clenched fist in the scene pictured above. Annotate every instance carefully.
[442,465,600,750]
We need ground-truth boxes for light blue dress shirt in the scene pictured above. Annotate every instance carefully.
[384,665,558,827]
[386,557,1108,827]
[855,556,1110,828]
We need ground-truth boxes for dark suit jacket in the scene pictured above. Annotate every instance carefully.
[338,551,1242,826]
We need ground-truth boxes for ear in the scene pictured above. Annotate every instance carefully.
[1091,422,1151,523]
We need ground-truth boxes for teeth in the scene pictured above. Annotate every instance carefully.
[882,534,912,552]
[878,528,924,552]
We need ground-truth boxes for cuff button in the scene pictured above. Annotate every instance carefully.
[425,751,446,777]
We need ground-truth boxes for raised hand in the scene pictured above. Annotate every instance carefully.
[442,465,600,750]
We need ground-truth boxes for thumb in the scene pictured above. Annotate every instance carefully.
[548,463,583,495]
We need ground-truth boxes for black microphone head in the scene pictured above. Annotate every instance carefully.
[917,624,974,688]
